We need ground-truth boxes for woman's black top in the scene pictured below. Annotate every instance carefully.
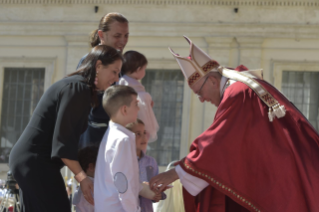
[9,75,91,170]
[8,75,92,212]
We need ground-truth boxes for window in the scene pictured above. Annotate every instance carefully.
[281,71,319,131]
[142,69,185,166]
[0,68,45,163]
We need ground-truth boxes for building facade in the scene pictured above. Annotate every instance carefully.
[0,0,319,180]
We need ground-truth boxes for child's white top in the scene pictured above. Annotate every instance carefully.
[94,121,142,212]
[118,75,159,142]
[73,177,94,212]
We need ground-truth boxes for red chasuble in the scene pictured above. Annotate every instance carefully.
[178,77,319,212]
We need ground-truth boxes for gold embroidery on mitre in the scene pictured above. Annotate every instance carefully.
[202,60,219,73]
[188,71,201,86]
[183,162,262,212]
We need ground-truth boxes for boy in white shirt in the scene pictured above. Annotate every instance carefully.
[94,85,158,212]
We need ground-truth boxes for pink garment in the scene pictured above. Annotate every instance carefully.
[118,75,159,143]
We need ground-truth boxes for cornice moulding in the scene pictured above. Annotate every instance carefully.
[205,37,234,48]
[64,35,89,44]
[0,0,318,7]
[236,37,264,47]
[0,56,57,63]
[1,22,318,39]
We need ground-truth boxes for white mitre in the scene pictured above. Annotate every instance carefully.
[169,36,286,122]
[169,36,221,87]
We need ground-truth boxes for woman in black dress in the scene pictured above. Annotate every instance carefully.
[9,45,123,212]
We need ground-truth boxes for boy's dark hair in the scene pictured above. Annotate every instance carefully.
[102,85,137,117]
[78,146,99,172]
[126,119,144,131]
[121,50,148,75]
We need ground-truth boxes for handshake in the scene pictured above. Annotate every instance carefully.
[139,182,173,202]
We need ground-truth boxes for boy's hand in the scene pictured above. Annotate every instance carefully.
[153,192,162,202]
[139,182,157,200]
[150,184,173,198]
[80,177,94,205]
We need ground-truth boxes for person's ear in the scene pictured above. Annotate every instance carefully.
[95,60,102,70]
[97,30,104,41]
[120,105,128,116]
[208,76,218,88]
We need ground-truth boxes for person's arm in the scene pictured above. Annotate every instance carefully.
[139,183,156,200]
[149,168,179,193]
[48,83,92,203]
[111,138,141,212]
[175,165,209,196]
[153,159,166,200]
[61,158,94,205]
[50,84,92,203]
[149,164,209,196]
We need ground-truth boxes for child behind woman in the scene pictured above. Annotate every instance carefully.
[126,119,166,212]
[118,50,159,145]
[73,146,98,212]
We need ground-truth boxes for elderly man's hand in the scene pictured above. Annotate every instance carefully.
[149,168,179,193]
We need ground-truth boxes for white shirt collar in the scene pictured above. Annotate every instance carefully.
[220,76,228,97]
[109,121,135,137]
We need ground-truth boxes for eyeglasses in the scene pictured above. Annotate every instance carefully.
[195,77,208,98]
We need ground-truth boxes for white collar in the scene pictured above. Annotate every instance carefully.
[122,75,139,85]
[121,75,145,92]
[109,121,135,137]
[220,76,228,97]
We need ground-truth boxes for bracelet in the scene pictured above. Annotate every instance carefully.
[75,171,87,183]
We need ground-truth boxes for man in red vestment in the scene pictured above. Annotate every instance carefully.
[150,36,319,212]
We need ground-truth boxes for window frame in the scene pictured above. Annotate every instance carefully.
[272,60,319,133]
[0,56,56,170]
[272,60,319,91]
[146,59,191,172]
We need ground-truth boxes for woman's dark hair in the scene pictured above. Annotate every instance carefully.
[121,50,148,76]
[90,12,128,47]
[68,45,124,107]
[78,146,99,173]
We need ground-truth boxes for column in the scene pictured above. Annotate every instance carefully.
[64,35,90,75]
